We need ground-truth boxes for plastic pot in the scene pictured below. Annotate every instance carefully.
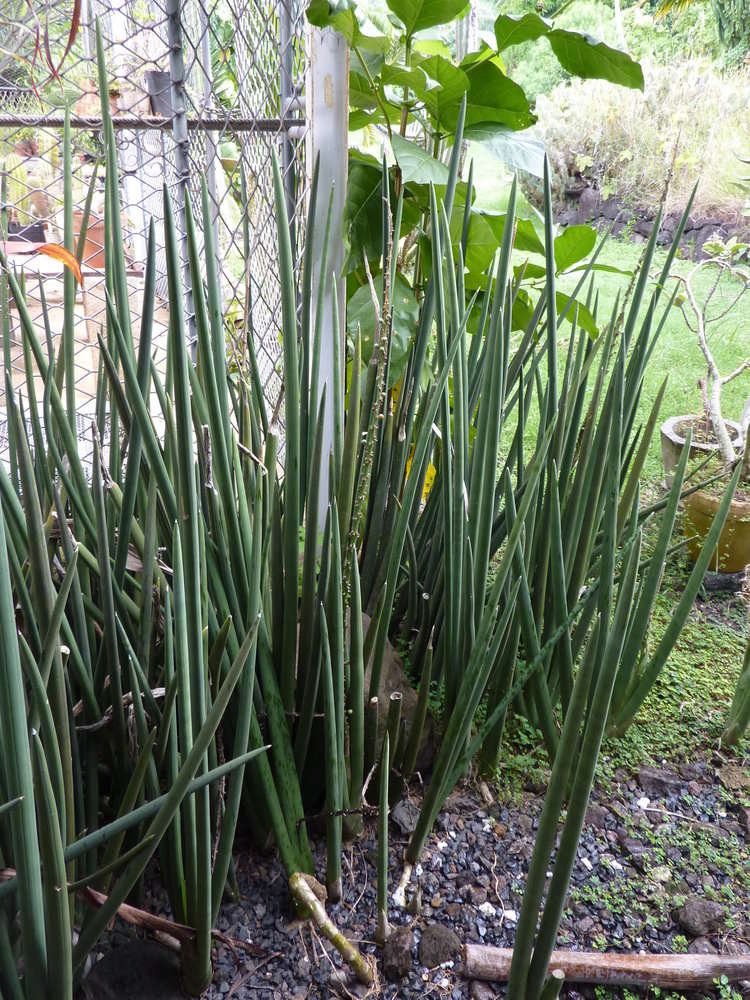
[7,220,46,243]
[145,71,172,117]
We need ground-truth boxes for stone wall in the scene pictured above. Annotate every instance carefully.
[557,185,750,260]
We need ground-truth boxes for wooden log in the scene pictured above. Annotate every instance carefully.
[463,945,750,988]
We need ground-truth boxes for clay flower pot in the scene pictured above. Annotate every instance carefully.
[684,485,750,573]
[660,414,743,486]
[72,211,106,269]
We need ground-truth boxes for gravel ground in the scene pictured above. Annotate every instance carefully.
[85,757,750,1000]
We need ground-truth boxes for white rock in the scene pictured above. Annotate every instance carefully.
[636,796,650,809]
[478,901,496,917]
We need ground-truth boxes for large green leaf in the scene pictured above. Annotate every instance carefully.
[416,54,469,129]
[555,291,598,336]
[391,134,449,185]
[349,70,380,110]
[413,38,452,58]
[387,0,468,34]
[451,210,502,274]
[443,59,535,135]
[548,29,644,89]
[493,13,644,90]
[307,0,388,50]
[380,63,428,96]
[554,224,596,273]
[347,272,419,387]
[344,157,421,270]
[344,158,386,270]
[450,208,543,274]
[476,126,546,178]
[494,11,553,49]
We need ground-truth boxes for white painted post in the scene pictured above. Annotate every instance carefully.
[308,25,349,524]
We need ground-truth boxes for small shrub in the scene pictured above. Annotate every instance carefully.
[534,60,750,218]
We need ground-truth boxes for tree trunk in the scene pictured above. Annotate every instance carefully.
[613,0,627,50]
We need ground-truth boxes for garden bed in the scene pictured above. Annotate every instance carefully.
[84,752,750,1000]
[85,563,750,1000]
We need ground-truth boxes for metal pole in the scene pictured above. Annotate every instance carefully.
[308,24,348,521]
[279,1,298,262]
[198,0,223,311]
[165,0,196,355]
[0,113,306,131]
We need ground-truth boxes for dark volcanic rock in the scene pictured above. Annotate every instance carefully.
[687,937,719,954]
[80,942,183,999]
[584,804,610,828]
[419,923,462,968]
[617,833,650,870]
[391,799,420,835]
[576,187,600,223]
[637,766,682,797]
[383,925,414,980]
[676,896,726,937]
[471,983,498,999]
[600,196,621,221]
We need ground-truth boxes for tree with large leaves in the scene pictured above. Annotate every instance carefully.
[307,0,644,374]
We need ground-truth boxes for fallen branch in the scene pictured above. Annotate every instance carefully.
[82,886,196,941]
[79,885,264,957]
[463,945,750,988]
[289,872,374,985]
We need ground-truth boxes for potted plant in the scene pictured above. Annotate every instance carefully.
[660,238,750,572]
[2,152,49,243]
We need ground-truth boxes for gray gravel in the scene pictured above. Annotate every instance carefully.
[85,760,750,1000]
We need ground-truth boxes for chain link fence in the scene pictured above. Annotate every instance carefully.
[0,0,310,457]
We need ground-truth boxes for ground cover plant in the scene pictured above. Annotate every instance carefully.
[0,14,749,1000]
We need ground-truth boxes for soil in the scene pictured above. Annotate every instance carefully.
[86,757,750,1000]
[674,417,723,448]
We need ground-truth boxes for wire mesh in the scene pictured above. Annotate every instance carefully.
[0,0,309,459]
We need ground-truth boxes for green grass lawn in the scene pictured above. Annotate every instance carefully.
[559,236,750,482]
[495,234,750,794]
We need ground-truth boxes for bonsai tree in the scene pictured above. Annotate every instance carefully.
[674,237,750,474]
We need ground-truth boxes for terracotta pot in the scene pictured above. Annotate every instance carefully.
[72,211,105,269]
[684,487,750,573]
[660,414,743,486]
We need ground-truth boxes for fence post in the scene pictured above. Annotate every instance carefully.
[198,0,223,314]
[280,2,299,260]
[165,0,196,356]
[308,24,348,522]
